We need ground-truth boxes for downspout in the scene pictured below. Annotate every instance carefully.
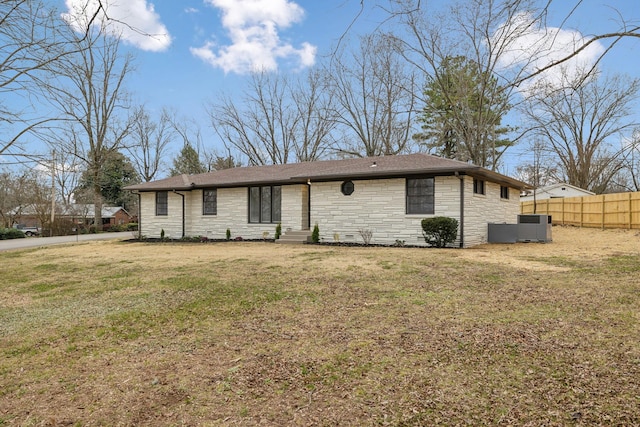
[136,192,141,239]
[173,190,185,239]
[455,172,465,248]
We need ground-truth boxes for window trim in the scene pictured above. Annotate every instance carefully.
[203,188,217,215]
[155,191,168,216]
[406,177,435,215]
[248,185,282,224]
[473,178,486,195]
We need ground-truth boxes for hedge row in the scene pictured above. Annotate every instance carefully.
[0,228,26,240]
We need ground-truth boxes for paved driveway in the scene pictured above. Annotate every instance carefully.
[0,232,132,252]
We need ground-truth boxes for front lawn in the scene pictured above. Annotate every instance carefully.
[1,228,639,425]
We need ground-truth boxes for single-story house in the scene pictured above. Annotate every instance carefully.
[11,203,133,231]
[124,153,529,247]
[520,183,595,201]
[64,204,134,230]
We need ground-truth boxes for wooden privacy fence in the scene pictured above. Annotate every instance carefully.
[520,192,640,230]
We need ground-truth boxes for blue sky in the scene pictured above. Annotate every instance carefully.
[35,0,640,172]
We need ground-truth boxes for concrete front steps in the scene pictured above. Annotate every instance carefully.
[276,230,312,244]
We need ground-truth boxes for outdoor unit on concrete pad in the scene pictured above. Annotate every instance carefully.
[517,214,552,242]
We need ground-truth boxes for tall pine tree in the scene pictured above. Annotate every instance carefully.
[414,56,511,170]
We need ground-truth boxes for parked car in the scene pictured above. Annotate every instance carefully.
[14,224,42,237]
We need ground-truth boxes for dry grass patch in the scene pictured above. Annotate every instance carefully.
[0,226,639,426]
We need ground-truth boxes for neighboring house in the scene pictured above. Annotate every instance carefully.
[65,204,134,230]
[520,183,595,202]
[125,153,529,247]
[12,204,133,231]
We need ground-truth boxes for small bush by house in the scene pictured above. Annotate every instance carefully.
[421,217,459,248]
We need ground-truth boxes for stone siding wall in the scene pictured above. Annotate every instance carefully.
[463,178,520,247]
[138,177,520,246]
[139,185,307,239]
[310,177,462,246]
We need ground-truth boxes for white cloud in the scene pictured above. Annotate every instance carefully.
[494,12,605,93]
[190,0,316,74]
[62,0,172,52]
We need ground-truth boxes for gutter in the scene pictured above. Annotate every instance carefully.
[172,190,185,238]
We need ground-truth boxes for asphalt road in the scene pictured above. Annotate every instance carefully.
[0,232,133,252]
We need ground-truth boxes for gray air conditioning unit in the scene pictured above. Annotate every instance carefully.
[517,214,552,242]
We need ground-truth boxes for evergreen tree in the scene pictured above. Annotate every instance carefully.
[170,143,206,176]
[414,56,511,169]
[76,150,140,209]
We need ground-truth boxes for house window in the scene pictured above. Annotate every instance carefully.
[156,191,168,216]
[473,178,485,195]
[203,189,217,215]
[249,185,281,223]
[406,177,434,214]
[341,180,354,196]
[500,185,509,199]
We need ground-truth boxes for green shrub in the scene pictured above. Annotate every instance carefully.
[126,223,138,231]
[275,223,282,240]
[421,217,459,248]
[226,228,231,240]
[0,228,26,240]
[107,224,127,232]
[311,224,320,243]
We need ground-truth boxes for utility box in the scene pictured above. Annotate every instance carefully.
[488,223,518,243]
[517,214,552,242]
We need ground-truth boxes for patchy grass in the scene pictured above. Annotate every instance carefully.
[0,229,639,426]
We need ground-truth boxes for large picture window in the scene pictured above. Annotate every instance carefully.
[249,185,281,223]
[156,191,168,216]
[406,178,434,214]
[203,189,217,215]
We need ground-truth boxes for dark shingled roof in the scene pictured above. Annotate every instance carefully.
[124,153,529,191]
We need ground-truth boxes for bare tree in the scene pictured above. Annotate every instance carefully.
[209,72,296,165]
[50,149,82,206]
[209,69,336,165]
[625,129,640,191]
[0,168,37,227]
[42,18,133,229]
[127,105,174,182]
[328,33,417,157]
[1,1,72,158]
[386,0,564,169]
[514,141,558,186]
[289,69,337,161]
[523,72,639,193]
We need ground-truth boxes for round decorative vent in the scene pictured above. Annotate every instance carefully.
[341,180,354,196]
